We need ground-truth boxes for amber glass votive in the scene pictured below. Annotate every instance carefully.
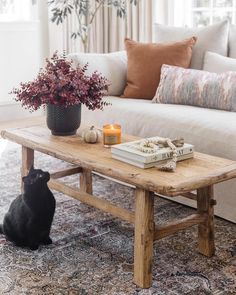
[103,124,121,147]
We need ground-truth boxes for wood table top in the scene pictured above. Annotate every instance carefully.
[2,125,236,196]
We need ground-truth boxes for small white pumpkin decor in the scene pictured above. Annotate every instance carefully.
[82,126,100,144]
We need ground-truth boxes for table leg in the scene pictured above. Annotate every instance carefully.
[21,146,34,192]
[197,185,215,257]
[134,188,154,288]
[80,168,92,194]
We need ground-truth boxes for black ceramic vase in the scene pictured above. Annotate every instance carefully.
[46,104,81,136]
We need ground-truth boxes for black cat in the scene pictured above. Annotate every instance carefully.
[0,166,55,250]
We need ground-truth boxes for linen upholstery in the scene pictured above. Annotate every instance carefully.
[68,51,127,96]
[203,51,236,73]
[122,37,196,99]
[229,25,236,58]
[81,96,236,223]
[153,65,236,112]
[154,21,229,69]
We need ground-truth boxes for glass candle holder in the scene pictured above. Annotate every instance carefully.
[103,124,121,147]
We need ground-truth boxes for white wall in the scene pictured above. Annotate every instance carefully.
[0,21,43,122]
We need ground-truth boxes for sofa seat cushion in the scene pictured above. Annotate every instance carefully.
[83,96,236,157]
[82,96,236,222]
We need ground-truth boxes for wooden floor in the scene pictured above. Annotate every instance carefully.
[0,116,44,136]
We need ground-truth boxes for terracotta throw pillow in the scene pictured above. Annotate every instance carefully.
[122,37,196,99]
[153,64,236,111]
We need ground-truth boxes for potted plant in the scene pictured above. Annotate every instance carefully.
[11,52,109,136]
[49,0,139,52]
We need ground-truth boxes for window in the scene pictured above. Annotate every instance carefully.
[0,0,41,109]
[191,0,236,27]
[157,0,236,27]
[0,0,36,21]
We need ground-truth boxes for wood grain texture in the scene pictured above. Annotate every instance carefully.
[21,146,34,192]
[154,213,207,241]
[50,167,82,179]
[49,179,135,223]
[181,192,197,201]
[2,125,236,196]
[2,122,233,289]
[197,186,215,257]
[80,168,93,194]
[134,189,154,288]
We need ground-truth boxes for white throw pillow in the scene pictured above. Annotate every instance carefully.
[68,51,127,96]
[154,20,229,70]
[229,25,236,58]
[203,51,236,73]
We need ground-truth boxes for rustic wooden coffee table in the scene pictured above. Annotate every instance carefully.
[2,125,236,289]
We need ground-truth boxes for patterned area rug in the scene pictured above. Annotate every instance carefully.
[0,139,235,295]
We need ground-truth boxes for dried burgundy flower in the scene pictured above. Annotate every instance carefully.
[11,52,110,112]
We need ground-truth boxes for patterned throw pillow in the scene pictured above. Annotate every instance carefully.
[152,65,236,111]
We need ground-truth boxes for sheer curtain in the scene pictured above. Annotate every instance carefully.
[88,0,153,53]
[49,9,82,55]
[153,0,235,28]
[49,0,153,54]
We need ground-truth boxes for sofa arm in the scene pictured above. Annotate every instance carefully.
[68,51,127,96]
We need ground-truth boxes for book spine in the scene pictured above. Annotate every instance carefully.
[112,153,194,169]
[152,147,193,163]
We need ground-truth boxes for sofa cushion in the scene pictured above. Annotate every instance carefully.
[154,20,229,70]
[82,96,236,157]
[122,37,196,100]
[203,51,236,73]
[81,96,236,223]
[229,25,236,58]
[153,64,236,112]
[68,51,127,96]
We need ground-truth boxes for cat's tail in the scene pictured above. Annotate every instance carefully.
[0,224,3,234]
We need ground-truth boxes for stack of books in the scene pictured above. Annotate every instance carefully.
[111,136,194,169]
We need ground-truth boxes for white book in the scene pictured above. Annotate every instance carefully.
[112,153,194,169]
[111,136,194,164]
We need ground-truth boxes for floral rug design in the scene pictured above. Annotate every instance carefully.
[0,140,235,295]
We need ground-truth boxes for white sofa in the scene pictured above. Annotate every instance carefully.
[70,21,236,223]
[81,97,236,223]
